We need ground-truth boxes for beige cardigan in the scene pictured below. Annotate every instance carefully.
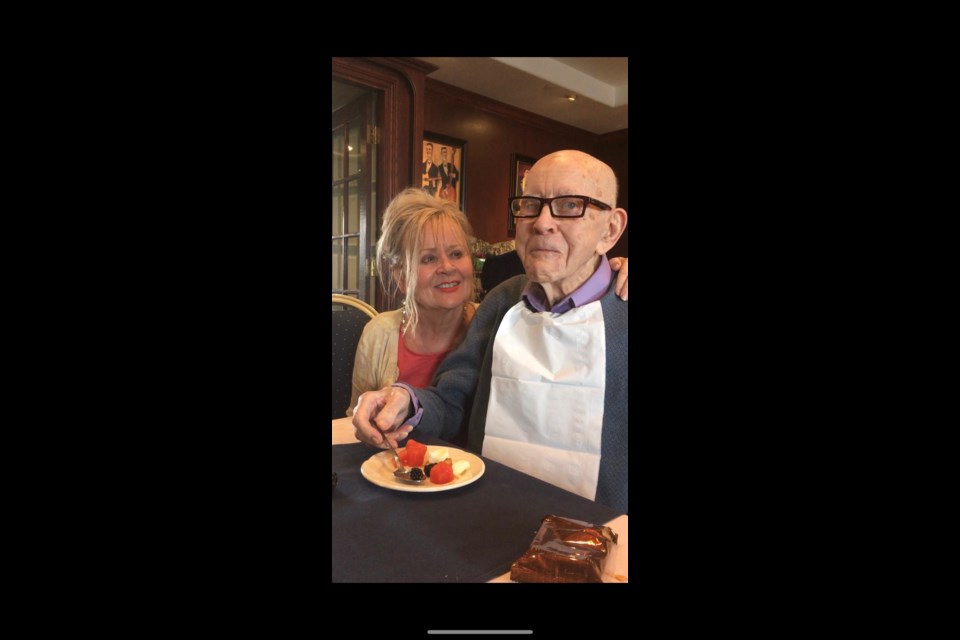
[346,304,479,417]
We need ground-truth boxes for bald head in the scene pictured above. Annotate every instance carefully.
[528,150,618,208]
[516,149,627,305]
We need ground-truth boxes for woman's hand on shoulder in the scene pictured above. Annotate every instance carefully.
[609,256,628,301]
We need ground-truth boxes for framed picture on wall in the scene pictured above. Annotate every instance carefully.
[422,133,465,211]
[508,154,537,236]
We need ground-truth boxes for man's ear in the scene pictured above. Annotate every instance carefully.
[597,207,627,254]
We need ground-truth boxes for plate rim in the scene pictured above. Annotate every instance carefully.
[360,444,485,493]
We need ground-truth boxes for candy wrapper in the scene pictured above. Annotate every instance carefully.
[510,515,618,583]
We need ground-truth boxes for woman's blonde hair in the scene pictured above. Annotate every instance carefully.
[376,188,475,336]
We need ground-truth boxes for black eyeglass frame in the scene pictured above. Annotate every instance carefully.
[509,195,613,219]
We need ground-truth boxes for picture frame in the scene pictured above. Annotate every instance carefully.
[422,133,466,211]
[508,154,536,236]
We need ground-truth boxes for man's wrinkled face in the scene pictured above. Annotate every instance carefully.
[515,152,618,297]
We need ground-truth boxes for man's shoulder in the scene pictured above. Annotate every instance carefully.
[491,274,526,297]
[477,276,526,314]
[600,282,628,323]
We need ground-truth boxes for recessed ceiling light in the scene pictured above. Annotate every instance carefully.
[566,94,577,101]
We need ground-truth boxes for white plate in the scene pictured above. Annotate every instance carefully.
[360,445,485,493]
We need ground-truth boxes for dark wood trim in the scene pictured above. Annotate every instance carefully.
[391,57,438,74]
[347,58,442,201]
[364,58,432,186]
[332,58,409,203]
[333,57,436,311]
[332,58,414,312]
[426,77,599,138]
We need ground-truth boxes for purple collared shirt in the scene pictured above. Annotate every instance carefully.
[396,254,613,428]
[521,254,612,313]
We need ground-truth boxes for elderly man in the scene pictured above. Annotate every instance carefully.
[353,150,628,513]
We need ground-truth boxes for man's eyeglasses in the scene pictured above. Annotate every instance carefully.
[509,195,613,219]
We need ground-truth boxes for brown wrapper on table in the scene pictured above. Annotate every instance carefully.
[510,515,619,583]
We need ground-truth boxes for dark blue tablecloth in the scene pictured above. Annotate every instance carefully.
[331,433,623,583]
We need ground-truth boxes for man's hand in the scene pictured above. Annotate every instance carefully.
[609,256,629,301]
[351,386,415,448]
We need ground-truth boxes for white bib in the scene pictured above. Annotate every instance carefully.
[482,300,606,500]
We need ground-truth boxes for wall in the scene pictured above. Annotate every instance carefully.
[598,129,629,258]
[425,79,628,253]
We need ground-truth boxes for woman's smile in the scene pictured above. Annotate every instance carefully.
[435,280,462,293]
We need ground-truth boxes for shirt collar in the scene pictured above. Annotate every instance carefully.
[521,255,611,314]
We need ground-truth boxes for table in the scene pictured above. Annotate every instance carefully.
[332,417,628,583]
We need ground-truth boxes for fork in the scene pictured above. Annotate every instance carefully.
[381,433,424,484]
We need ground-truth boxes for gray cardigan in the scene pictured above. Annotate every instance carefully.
[414,272,629,514]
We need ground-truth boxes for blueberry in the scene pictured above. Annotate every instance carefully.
[423,463,436,477]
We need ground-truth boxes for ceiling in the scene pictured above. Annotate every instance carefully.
[415,57,628,135]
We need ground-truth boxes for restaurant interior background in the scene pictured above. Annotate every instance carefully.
[333,56,628,311]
